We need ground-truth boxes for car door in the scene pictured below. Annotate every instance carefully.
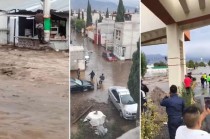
[110,89,118,107]
[71,81,82,92]
[112,90,120,110]
[71,81,78,92]
[115,93,121,110]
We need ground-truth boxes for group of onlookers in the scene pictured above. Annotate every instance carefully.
[141,71,210,139]
[201,73,210,88]
[160,85,210,139]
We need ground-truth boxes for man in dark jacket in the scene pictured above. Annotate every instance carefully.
[141,80,149,112]
[77,68,80,79]
[89,70,95,81]
[160,85,185,139]
[35,10,44,44]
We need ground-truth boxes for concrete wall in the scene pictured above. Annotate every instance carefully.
[98,19,115,45]
[114,22,139,60]
[88,31,94,40]
[9,17,19,44]
[131,13,140,23]
[70,46,85,70]
[0,12,8,44]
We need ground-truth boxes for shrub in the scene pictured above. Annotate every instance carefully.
[141,100,166,139]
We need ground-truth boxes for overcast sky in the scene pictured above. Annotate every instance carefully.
[96,0,139,7]
[141,25,210,58]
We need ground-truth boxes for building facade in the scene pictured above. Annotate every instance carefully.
[113,21,139,60]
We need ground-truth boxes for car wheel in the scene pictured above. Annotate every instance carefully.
[120,111,123,118]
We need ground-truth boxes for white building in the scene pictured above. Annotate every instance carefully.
[113,20,139,60]
[70,46,86,70]
[97,18,115,48]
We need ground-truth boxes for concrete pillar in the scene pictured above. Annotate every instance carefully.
[167,24,186,89]
[43,0,51,42]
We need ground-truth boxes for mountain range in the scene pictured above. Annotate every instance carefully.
[71,0,137,12]
[145,54,210,64]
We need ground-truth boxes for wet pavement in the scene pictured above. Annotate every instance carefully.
[70,32,136,139]
[71,32,132,103]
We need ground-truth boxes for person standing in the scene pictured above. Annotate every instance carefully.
[207,74,210,88]
[203,73,207,86]
[175,105,210,139]
[184,75,192,95]
[35,10,44,44]
[188,72,193,79]
[201,76,205,88]
[99,74,105,84]
[89,70,95,81]
[77,68,80,79]
[141,80,149,112]
[160,85,185,139]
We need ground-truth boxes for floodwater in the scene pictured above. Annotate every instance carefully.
[0,46,69,139]
[71,32,132,103]
[144,67,210,94]
[70,32,136,138]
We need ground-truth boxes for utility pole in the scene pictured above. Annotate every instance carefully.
[43,0,51,43]
[96,19,98,45]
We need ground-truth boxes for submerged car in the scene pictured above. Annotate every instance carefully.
[70,78,94,92]
[102,51,117,61]
[108,86,138,120]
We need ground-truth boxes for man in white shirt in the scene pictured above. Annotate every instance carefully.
[175,105,210,139]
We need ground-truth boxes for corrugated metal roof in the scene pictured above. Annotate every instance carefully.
[0,0,68,12]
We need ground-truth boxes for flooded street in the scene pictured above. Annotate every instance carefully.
[70,32,136,138]
[0,46,68,139]
[71,32,132,103]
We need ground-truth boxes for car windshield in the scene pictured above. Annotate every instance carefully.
[120,95,135,105]
[107,53,114,57]
[74,78,82,86]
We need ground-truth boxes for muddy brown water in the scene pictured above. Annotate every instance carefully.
[0,46,68,139]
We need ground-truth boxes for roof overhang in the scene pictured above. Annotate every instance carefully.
[141,0,210,46]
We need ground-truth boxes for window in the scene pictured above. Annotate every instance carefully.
[120,95,135,105]
[112,89,120,101]
[74,79,82,86]
[116,30,121,40]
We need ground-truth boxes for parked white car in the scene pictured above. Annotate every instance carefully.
[108,86,138,120]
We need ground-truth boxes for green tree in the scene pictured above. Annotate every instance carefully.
[98,13,103,23]
[82,11,84,20]
[141,52,147,78]
[75,19,85,32]
[154,61,167,67]
[195,62,199,67]
[187,60,195,68]
[106,8,109,18]
[115,0,125,22]
[208,60,210,66]
[71,9,73,16]
[71,19,75,28]
[128,41,140,120]
[77,9,80,19]
[86,0,92,26]
[128,41,140,103]
[199,62,206,67]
